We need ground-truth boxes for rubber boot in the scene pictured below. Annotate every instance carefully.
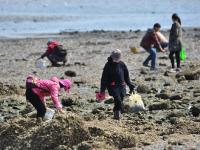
[114,111,120,120]
[36,117,43,123]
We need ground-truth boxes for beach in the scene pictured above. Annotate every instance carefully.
[0,28,200,149]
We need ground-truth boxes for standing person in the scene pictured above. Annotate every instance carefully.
[40,40,67,67]
[140,23,165,71]
[25,75,72,122]
[96,49,135,120]
[169,13,182,72]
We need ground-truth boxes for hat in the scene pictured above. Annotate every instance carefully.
[111,49,122,62]
[47,39,53,45]
[59,79,72,93]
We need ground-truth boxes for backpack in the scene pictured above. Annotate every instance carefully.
[52,45,67,58]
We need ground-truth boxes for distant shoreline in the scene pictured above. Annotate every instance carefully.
[0,27,200,40]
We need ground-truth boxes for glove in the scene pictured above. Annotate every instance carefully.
[96,92,106,102]
[129,84,136,94]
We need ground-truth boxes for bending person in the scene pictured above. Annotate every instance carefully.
[25,75,72,122]
[140,23,166,71]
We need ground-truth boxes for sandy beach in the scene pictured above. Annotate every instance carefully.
[0,28,200,149]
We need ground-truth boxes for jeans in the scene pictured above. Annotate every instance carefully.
[143,48,157,70]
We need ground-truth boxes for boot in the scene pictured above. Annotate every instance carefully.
[36,117,43,123]
[114,111,120,120]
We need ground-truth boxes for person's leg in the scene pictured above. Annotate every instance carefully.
[26,89,46,118]
[175,51,181,68]
[113,95,122,120]
[143,48,152,66]
[149,48,157,70]
[169,51,175,68]
[47,55,59,66]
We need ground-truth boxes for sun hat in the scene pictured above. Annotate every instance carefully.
[59,79,72,93]
[111,49,122,62]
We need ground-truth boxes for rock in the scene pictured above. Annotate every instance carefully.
[137,84,150,94]
[77,142,92,150]
[74,62,86,66]
[155,93,170,99]
[62,98,75,107]
[194,93,200,97]
[190,104,200,117]
[87,99,96,103]
[164,71,171,76]
[169,94,182,100]
[0,113,90,150]
[110,133,136,149]
[163,82,171,86]
[65,70,77,77]
[74,79,86,86]
[176,70,200,80]
[167,110,186,118]
[193,90,200,97]
[92,107,105,114]
[177,75,186,83]
[158,56,168,60]
[149,102,170,111]
[88,127,105,137]
[55,145,72,150]
[159,63,167,66]
[140,68,148,75]
[0,82,24,95]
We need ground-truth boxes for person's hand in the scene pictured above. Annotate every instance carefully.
[58,108,65,113]
[37,57,42,60]
[96,92,106,102]
[159,47,165,52]
[161,49,165,52]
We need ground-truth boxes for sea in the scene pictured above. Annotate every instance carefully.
[0,0,200,37]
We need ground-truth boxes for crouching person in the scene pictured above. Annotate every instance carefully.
[25,75,72,122]
[40,40,67,67]
[96,49,135,120]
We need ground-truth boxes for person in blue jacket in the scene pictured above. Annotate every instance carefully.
[97,49,135,120]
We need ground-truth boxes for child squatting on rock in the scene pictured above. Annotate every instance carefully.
[25,75,72,122]
[96,49,135,120]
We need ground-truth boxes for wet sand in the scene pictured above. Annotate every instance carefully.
[0,28,200,149]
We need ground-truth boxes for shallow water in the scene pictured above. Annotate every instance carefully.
[1,0,200,37]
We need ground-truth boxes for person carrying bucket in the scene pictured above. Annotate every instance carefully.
[40,40,67,67]
[96,49,135,120]
[25,75,72,122]
[169,13,183,72]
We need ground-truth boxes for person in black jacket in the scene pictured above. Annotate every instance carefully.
[97,49,135,120]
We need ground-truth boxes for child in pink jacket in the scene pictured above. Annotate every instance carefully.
[25,76,72,120]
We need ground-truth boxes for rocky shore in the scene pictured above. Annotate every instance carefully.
[0,28,200,149]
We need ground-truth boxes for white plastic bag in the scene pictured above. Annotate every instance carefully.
[43,108,55,120]
[124,92,145,112]
[35,58,47,69]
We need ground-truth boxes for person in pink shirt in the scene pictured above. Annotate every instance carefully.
[25,75,72,121]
